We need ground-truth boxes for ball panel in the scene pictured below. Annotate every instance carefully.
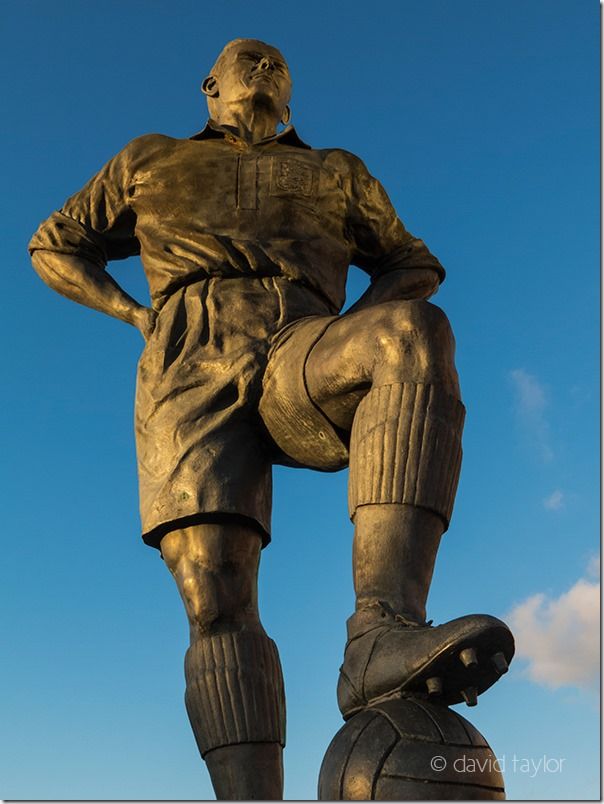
[318,696,506,800]
[318,709,378,800]
[415,698,476,745]
[341,712,399,800]
[453,708,490,747]
[381,740,505,788]
[371,698,443,743]
[375,777,506,801]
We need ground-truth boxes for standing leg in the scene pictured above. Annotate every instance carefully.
[160,523,285,800]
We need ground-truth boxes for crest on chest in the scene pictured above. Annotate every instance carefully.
[270,157,317,198]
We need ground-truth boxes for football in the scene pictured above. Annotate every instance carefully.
[318,696,505,800]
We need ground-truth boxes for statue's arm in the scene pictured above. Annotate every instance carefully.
[29,136,157,340]
[31,250,156,339]
[343,153,444,313]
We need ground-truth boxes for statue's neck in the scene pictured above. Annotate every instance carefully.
[213,103,280,144]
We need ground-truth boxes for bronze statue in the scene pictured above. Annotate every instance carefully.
[30,39,514,800]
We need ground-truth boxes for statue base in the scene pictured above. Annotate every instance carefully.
[318,696,505,800]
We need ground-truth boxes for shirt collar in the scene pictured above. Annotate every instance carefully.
[189,119,311,149]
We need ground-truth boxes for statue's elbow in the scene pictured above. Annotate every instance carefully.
[30,249,50,281]
[424,272,441,300]
[30,250,66,293]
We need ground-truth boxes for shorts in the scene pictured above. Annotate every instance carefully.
[135,277,348,550]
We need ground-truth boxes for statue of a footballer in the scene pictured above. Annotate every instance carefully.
[30,39,514,800]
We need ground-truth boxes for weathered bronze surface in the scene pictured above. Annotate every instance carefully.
[30,39,514,800]
[319,698,505,800]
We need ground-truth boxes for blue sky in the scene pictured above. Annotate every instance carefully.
[2,0,599,800]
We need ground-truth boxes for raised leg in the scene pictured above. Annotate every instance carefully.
[305,299,513,714]
[353,503,443,623]
[305,299,462,622]
[160,523,285,800]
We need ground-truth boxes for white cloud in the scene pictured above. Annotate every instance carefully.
[510,368,546,414]
[587,554,600,579]
[509,368,553,462]
[543,489,564,510]
[506,568,600,691]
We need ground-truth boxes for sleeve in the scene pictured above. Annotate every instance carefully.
[345,153,445,284]
[28,138,144,267]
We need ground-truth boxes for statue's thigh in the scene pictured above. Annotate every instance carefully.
[259,300,456,466]
[259,315,350,470]
[305,300,458,429]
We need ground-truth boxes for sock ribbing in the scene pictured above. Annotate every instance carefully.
[349,383,465,527]
[184,631,286,757]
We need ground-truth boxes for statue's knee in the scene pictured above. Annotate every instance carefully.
[372,301,457,383]
[388,299,451,335]
[160,536,227,632]
[180,567,221,633]
[160,525,261,635]
[423,301,453,337]
[173,556,256,635]
[385,301,453,349]
[160,529,185,570]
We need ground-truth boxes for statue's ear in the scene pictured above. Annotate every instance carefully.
[280,105,291,126]
[201,75,219,97]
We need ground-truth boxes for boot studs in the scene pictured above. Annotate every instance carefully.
[459,647,478,668]
[491,651,509,675]
[425,676,443,696]
[462,686,478,707]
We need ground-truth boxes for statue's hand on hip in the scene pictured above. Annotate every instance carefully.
[133,306,158,342]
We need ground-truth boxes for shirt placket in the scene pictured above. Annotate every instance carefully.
[224,133,259,213]
[236,154,258,210]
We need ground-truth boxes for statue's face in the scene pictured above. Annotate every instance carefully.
[212,41,291,115]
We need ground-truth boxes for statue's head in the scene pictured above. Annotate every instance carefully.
[202,39,292,125]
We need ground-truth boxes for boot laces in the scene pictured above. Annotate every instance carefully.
[378,600,433,628]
